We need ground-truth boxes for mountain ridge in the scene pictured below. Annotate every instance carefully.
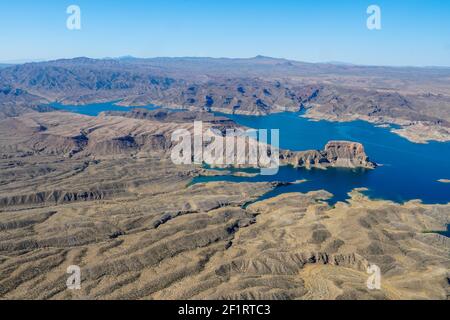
[1,56,450,142]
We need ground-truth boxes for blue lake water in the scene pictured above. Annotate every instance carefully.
[438,225,450,237]
[194,112,450,205]
[51,101,160,116]
[52,103,450,205]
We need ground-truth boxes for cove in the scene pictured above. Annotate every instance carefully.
[50,102,450,205]
[51,101,160,116]
[195,111,450,204]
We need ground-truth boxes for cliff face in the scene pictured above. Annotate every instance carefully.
[102,108,236,126]
[281,141,376,169]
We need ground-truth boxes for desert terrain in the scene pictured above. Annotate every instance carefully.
[0,57,449,300]
[0,109,448,300]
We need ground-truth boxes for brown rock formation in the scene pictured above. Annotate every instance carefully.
[0,111,447,300]
[281,141,376,169]
[2,57,450,142]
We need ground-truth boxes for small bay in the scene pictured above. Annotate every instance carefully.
[51,101,160,116]
[196,111,450,204]
[51,103,450,204]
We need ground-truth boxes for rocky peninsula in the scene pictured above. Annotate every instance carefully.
[281,141,376,169]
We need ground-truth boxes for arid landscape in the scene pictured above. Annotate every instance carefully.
[0,56,449,300]
[2,56,450,142]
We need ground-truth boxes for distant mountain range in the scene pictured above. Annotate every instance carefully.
[1,56,450,142]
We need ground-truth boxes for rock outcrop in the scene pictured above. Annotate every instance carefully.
[0,111,448,300]
[0,112,376,171]
[281,141,376,169]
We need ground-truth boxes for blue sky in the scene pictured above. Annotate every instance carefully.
[1,0,449,66]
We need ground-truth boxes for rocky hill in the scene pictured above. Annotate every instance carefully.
[0,85,52,119]
[0,58,449,300]
[0,111,448,300]
[0,111,375,171]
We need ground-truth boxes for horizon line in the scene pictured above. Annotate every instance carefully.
[1,55,450,69]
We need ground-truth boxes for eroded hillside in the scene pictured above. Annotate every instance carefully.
[1,57,450,142]
[0,111,448,300]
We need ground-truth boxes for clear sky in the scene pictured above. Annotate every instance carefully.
[1,0,449,66]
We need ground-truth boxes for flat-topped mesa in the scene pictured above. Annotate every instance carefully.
[280,141,377,169]
[102,108,236,127]
[324,141,376,168]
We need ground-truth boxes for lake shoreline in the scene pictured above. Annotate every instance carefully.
[51,102,450,205]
